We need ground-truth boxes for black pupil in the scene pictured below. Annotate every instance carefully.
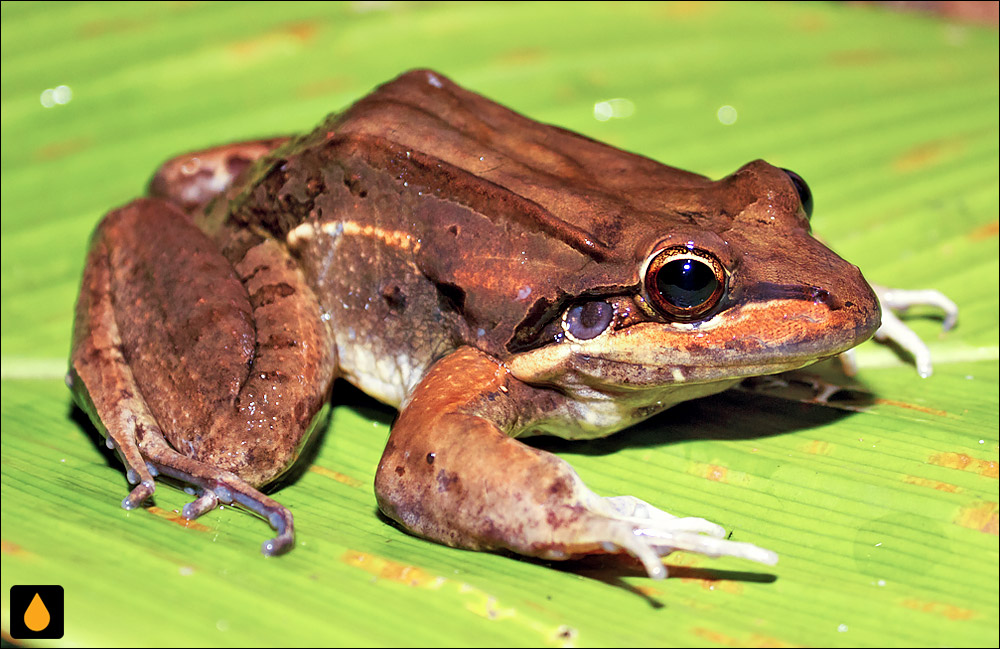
[656,258,717,309]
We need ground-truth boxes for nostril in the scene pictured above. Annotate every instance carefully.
[807,286,843,310]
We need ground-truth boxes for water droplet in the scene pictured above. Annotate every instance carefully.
[39,84,73,108]
[593,97,635,122]
[716,105,738,125]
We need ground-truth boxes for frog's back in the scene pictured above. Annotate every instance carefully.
[219,70,789,406]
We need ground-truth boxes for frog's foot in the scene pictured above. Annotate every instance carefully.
[139,436,295,555]
[149,137,291,212]
[71,364,294,554]
[871,284,958,378]
[596,496,778,577]
[544,491,777,579]
[376,347,777,579]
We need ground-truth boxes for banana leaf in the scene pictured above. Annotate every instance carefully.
[2,2,997,646]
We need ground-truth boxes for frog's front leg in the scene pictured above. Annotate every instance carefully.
[70,197,336,553]
[375,347,777,579]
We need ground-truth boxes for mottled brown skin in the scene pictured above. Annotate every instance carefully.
[70,69,880,572]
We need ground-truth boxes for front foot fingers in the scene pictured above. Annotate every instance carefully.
[872,284,958,378]
[588,494,778,579]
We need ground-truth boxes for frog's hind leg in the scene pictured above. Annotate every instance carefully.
[149,137,291,212]
[375,347,777,579]
[70,197,335,554]
[68,226,159,511]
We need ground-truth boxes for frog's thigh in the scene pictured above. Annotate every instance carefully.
[69,202,162,509]
[375,347,777,579]
[70,198,334,554]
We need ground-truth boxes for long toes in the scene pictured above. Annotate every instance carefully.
[121,480,155,510]
[262,509,295,555]
[182,491,219,519]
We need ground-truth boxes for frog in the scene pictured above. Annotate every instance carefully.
[68,69,956,579]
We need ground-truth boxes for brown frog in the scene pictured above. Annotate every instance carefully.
[68,69,951,578]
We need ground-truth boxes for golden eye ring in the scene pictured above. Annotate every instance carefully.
[642,246,726,321]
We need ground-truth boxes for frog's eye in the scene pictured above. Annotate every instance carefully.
[643,247,726,321]
[781,168,813,218]
[562,301,614,341]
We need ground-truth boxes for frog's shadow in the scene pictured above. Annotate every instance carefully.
[70,404,121,471]
[540,555,778,608]
[528,364,876,457]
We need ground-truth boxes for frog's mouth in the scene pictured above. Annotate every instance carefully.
[506,296,880,388]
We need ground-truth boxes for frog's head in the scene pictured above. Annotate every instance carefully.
[327,71,879,409]
[505,161,880,397]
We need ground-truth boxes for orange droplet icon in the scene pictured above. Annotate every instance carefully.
[24,592,51,632]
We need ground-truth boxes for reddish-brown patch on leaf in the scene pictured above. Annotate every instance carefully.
[308,464,363,487]
[954,501,999,535]
[34,136,93,161]
[970,220,999,241]
[874,398,948,417]
[228,22,318,58]
[635,584,663,597]
[900,597,978,621]
[691,627,739,647]
[341,550,443,588]
[892,137,966,173]
[794,11,830,31]
[691,627,798,648]
[667,553,703,568]
[928,452,998,478]
[690,577,744,595]
[146,506,212,532]
[282,22,318,41]
[902,475,962,493]
[669,565,746,594]
[802,439,833,455]
[697,464,729,482]
[1,539,30,556]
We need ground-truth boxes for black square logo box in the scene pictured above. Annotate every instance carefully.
[9,585,64,640]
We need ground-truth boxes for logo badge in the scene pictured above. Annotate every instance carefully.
[9,585,64,640]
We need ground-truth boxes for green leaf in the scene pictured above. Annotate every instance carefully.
[3,2,996,646]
